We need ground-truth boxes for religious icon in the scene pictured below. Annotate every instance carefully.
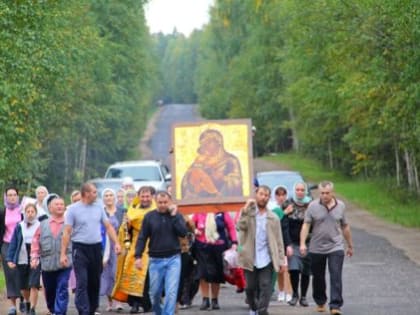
[172,119,253,213]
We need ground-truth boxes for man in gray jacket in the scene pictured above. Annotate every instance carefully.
[237,185,286,315]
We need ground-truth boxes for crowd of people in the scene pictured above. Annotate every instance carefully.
[0,178,353,315]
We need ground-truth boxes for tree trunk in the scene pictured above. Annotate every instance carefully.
[395,145,400,186]
[404,148,414,190]
[63,146,69,195]
[328,139,334,169]
[413,155,419,194]
[80,137,87,182]
[288,108,299,152]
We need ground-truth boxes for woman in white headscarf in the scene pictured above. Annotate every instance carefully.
[100,188,124,312]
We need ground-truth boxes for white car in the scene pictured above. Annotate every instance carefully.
[104,160,171,192]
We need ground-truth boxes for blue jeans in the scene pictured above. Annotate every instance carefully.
[148,254,181,315]
[42,268,71,315]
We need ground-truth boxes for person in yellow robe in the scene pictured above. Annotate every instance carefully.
[112,186,155,313]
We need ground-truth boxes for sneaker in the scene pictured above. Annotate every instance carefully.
[316,304,327,312]
[299,296,309,307]
[249,310,257,315]
[330,309,342,315]
[288,295,298,306]
[285,293,292,303]
[19,301,26,314]
[7,307,17,315]
[115,304,124,312]
[277,291,285,302]
[211,298,220,310]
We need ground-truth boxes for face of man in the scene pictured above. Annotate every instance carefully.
[319,185,334,205]
[255,188,270,209]
[139,191,152,208]
[84,185,97,204]
[117,191,124,205]
[71,193,81,204]
[50,198,65,216]
[156,194,170,212]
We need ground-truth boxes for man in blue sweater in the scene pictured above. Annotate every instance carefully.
[134,191,187,315]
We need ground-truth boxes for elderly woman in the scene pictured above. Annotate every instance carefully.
[100,188,124,311]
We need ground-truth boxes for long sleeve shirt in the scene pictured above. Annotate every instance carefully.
[31,216,65,259]
[135,210,187,259]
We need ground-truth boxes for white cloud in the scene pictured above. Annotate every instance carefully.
[145,0,214,36]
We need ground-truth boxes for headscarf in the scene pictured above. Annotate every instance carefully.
[102,188,117,205]
[3,188,20,210]
[273,184,289,205]
[292,182,311,204]
[205,213,219,243]
[23,203,38,224]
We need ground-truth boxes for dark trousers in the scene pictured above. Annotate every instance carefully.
[127,272,151,312]
[310,250,345,310]
[42,268,71,315]
[244,263,273,315]
[73,242,103,315]
[178,252,198,305]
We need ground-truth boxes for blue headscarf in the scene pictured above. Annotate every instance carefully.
[292,182,311,204]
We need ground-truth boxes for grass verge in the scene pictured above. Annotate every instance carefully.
[264,153,420,228]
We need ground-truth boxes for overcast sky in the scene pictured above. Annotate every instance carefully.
[145,0,214,36]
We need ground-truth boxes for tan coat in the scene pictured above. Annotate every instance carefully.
[237,205,285,272]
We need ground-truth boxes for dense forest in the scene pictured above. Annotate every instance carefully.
[0,1,159,194]
[1,0,419,196]
[157,0,420,195]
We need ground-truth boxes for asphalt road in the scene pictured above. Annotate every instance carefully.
[146,104,420,315]
[2,104,420,315]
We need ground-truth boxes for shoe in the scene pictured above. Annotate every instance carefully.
[316,304,327,312]
[129,306,139,314]
[236,287,245,293]
[299,296,309,307]
[115,304,124,312]
[25,302,31,314]
[211,298,220,310]
[285,293,292,302]
[94,312,101,315]
[105,305,112,312]
[249,310,257,315]
[19,301,25,314]
[200,297,210,310]
[29,309,36,315]
[288,295,298,306]
[277,291,285,302]
[7,307,17,315]
[330,309,342,315]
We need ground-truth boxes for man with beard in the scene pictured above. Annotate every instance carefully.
[237,185,286,315]
[112,186,155,313]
